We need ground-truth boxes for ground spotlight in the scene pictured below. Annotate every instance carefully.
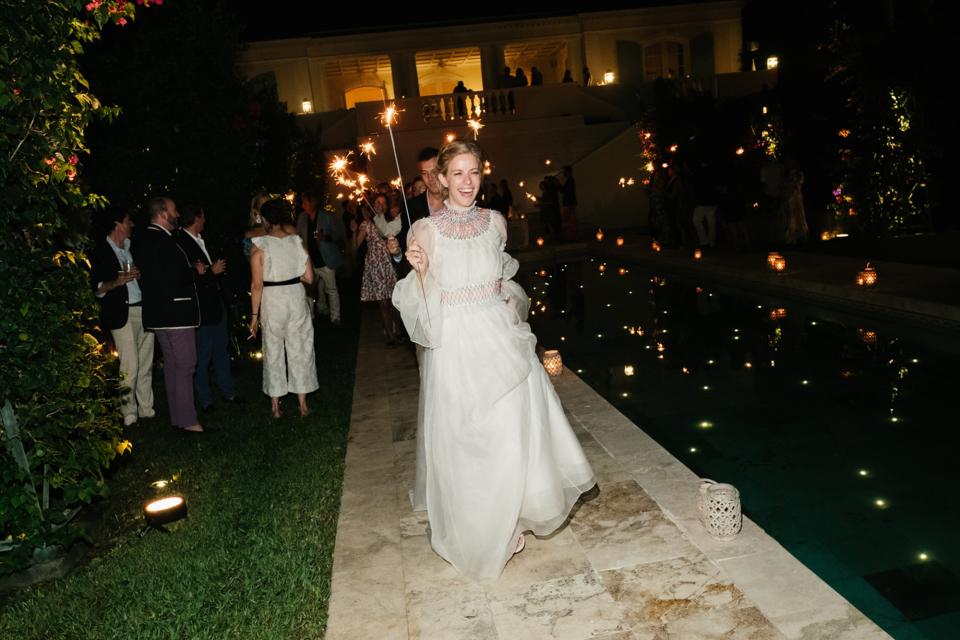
[141,495,188,535]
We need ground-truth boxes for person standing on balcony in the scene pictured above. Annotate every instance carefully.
[453,80,469,118]
[530,66,543,86]
[497,66,513,89]
[583,66,592,87]
[514,67,528,87]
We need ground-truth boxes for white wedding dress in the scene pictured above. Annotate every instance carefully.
[393,204,595,580]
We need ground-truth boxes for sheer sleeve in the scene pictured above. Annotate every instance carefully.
[392,219,443,348]
[492,213,529,323]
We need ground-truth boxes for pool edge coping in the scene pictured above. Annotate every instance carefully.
[553,367,894,640]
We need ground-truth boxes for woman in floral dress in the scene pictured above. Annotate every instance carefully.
[352,193,400,343]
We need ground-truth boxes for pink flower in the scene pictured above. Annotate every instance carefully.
[66,168,77,181]
[117,17,127,25]
[69,154,79,165]
[86,0,101,11]
[44,157,56,166]
[12,88,20,96]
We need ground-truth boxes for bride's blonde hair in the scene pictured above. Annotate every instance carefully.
[437,140,483,199]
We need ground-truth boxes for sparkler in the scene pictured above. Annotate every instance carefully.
[466,118,484,140]
[359,140,377,160]
[379,103,412,230]
[379,101,429,326]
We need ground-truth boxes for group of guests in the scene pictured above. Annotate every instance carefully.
[88,140,601,584]
[88,145,579,430]
[650,156,808,250]
[91,198,238,433]
[536,165,579,241]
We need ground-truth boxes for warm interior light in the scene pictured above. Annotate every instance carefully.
[301,99,313,114]
[766,56,779,70]
[616,236,625,247]
[624,365,635,376]
[535,237,545,247]
[603,70,615,84]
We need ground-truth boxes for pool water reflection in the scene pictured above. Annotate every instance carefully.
[522,259,960,640]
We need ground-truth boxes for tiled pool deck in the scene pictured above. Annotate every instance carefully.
[324,307,891,640]
[325,240,960,638]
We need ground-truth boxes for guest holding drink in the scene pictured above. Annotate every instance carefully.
[90,207,154,426]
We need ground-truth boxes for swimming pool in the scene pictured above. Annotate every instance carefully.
[521,258,960,640]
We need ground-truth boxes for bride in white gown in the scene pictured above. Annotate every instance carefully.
[393,140,596,581]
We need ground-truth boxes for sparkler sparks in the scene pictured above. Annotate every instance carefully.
[359,140,377,159]
[467,119,484,140]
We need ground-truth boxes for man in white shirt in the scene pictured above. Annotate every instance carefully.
[177,204,238,412]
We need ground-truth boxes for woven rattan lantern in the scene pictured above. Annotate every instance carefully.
[535,236,545,247]
[542,350,563,377]
[767,251,781,268]
[772,256,787,272]
[697,479,742,540]
[616,236,625,247]
[693,248,702,260]
[651,240,662,253]
[595,228,604,241]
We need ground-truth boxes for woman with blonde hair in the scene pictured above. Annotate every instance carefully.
[393,140,595,581]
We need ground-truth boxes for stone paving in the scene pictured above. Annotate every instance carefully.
[325,307,891,640]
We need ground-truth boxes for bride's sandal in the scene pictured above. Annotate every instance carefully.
[514,534,525,554]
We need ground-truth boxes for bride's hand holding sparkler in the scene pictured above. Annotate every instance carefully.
[406,237,428,275]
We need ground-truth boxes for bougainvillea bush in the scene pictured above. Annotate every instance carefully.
[0,0,158,574]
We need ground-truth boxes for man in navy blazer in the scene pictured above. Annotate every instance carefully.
[134,197,203,433]
[177,204,238,412]
[89,208,155,426]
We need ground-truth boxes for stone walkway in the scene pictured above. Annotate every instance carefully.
[325,308,890,640]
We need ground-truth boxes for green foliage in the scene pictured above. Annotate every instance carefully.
[825,6,933,236]
[0,0,141,574]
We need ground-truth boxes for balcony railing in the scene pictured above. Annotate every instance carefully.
[352,72,778,137]
[354,84,628,136]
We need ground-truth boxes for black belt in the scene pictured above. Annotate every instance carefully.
[263,277,301,287]
[127,301,142,306]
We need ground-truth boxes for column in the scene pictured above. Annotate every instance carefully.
[480,43,505,91]
[565,35,585,85]
[389,51,420,99]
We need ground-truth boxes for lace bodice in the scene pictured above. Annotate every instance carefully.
[251,234,308,282]
[409,205,506,293]
[429,206,491,240]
